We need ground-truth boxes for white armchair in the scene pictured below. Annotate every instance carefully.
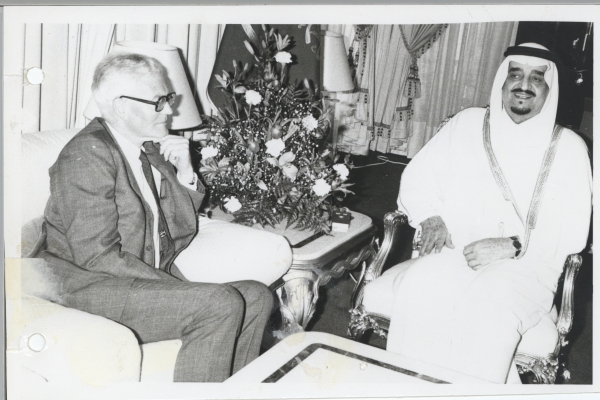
[11,128,291,386]
[348,210,584,384]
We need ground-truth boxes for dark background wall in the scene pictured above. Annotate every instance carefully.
[515,22,593,136]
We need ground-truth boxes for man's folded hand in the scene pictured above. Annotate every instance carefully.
[463,238,515,270]
[419,215,454,256]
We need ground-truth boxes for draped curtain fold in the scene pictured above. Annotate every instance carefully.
[334,24,443,155]
[405,22,518,157]
[336,22,518,157]
[18,23,225,134]
[400,24,445,56]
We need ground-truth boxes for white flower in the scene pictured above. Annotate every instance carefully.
[200,145,219,159]
[274,51,292,64]
[312,178,331,197]
[265,138,285,157]
[245,90,262,106]
[224,197,242,213]
[333,164,350,181]
[302,115,318,132]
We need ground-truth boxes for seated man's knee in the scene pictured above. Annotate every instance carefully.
[239,281,274,312]
[195,284,245,319]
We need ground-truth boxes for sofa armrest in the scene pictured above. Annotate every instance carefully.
[7,295,142,386]
[140,340,182,382]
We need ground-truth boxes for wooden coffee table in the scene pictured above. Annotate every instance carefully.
[211,209,377,335]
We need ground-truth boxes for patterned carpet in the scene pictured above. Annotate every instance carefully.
[302,151,593,385]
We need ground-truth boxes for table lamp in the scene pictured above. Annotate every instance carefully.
[83,41,202,132]
[321,31,355,155]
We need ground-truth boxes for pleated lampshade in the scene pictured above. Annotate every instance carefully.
[83,41,202,130]
[322,31,354,92]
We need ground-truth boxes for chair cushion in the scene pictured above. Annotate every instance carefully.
[362,261,415,317]
[7,294,141,385]
[140,340,182,382]
[174,217,292,286]
[516,306,559,357]
[21,129,79,226]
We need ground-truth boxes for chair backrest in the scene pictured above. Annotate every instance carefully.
[21,129,80,226]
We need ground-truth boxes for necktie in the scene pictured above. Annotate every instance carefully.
[139,145,175,272]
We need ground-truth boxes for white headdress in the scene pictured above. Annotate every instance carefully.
[487,43,561,221]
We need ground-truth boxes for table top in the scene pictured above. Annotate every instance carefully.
[209,208,375,265]
[226,332,489,385]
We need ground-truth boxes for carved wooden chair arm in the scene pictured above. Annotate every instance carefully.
[350,210,408,309]
[368,211,409,280]
[556,253,583,347]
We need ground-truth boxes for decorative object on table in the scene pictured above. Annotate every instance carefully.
[197,25,354,234]
[83,41,202,131]
[331,208,352,233]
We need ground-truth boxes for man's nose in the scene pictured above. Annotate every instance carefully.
[519,77,531,91]
[161,102,174,116]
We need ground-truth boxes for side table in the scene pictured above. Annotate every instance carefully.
[210,209,378,335]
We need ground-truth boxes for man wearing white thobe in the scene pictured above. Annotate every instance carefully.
[383,43,592,383]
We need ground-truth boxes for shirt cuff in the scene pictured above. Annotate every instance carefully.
[177,171,198,189]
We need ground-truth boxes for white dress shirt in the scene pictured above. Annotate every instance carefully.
[107,123,197,268]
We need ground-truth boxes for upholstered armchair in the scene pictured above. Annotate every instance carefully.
[12,128,291,386]
[348,210,584,384]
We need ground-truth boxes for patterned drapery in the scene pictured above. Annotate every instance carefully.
[400,24,446,100]
[333,25,443,155]
[335,22,518,157]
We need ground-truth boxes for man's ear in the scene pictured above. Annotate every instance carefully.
[112,97,127,118]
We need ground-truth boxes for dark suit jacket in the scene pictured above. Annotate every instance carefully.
[39,118,205,321]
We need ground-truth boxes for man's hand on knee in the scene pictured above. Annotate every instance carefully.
[419,216,454,257]
[463,238,515,270]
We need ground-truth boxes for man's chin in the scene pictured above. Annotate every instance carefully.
[510,106,532,116]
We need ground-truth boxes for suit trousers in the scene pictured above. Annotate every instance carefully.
[118,278,273,382]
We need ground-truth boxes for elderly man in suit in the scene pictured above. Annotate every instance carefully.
[39,53,273,382]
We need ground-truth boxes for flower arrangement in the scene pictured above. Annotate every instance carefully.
[197,25,353,233]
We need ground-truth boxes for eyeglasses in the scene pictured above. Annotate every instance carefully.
[119,92,176,112]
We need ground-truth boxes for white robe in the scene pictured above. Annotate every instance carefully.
[386,107,591,383]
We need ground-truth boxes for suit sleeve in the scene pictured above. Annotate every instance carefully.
[50,138,179,281]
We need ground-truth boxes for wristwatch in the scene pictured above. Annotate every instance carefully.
[509,236,522,258]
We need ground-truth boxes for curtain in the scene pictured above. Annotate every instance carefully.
[334,25,443,155]
[405,22,518,157]
[336,22,518,157]
[17,23,224,134]
[399,24,447,100]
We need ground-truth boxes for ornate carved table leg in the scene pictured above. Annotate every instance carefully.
[275,238,378,338]
[275,269,320,336]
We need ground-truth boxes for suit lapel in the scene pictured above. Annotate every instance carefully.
[96,118,146,201]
